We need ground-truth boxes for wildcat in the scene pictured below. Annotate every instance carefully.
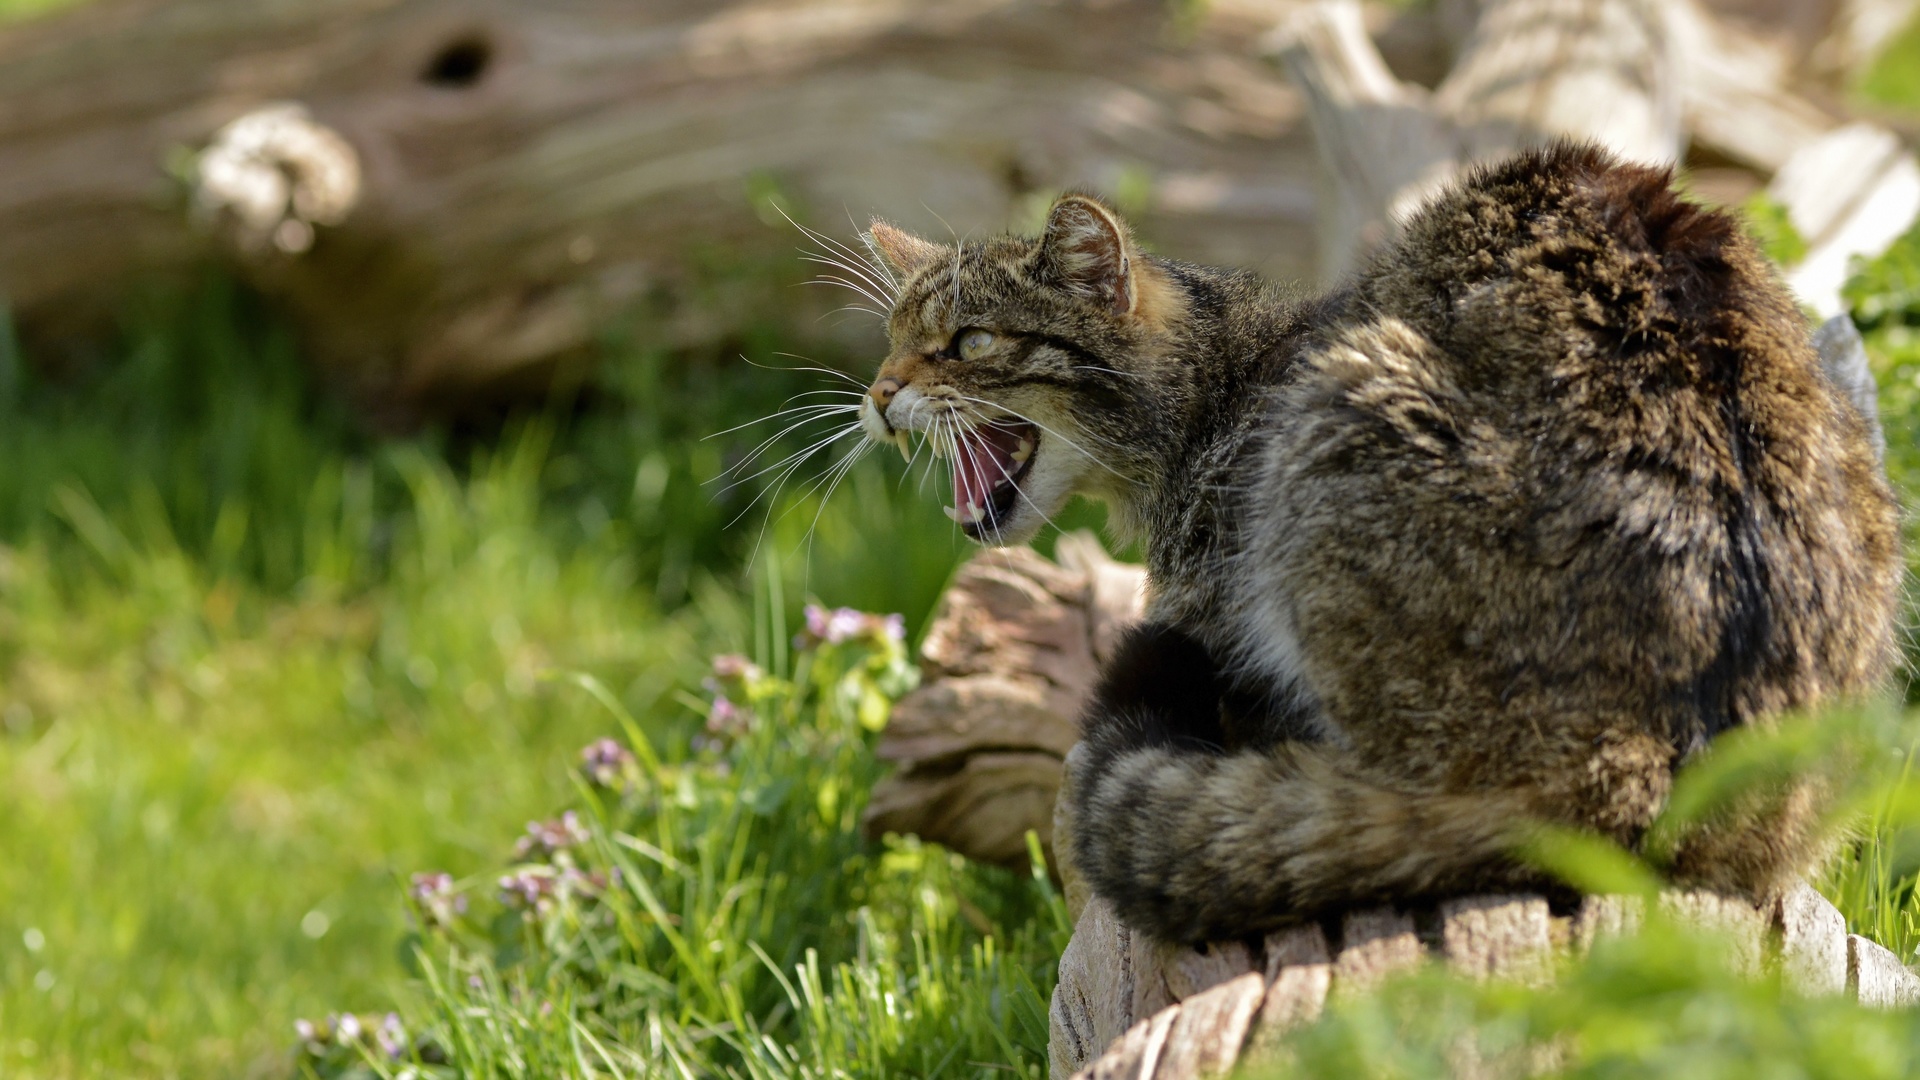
[850,142,1902,944]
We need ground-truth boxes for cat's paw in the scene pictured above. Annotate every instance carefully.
[1079,622,1226,760]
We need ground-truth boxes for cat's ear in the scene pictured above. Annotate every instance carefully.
[1036,195,1137,316]
[865,221,944,280]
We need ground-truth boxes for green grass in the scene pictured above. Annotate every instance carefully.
[0,271,996,1077]
[1859,8,1920,111]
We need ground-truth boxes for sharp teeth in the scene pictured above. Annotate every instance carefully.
[893,429,912,461]
[968,502,985,524]
[929,437,946,459]
[1011,438,1033,464]
[942,505,964,523]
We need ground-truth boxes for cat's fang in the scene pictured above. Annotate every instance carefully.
[894,429,912,461]
[1011,438,1033,463]
[968,502,985,523]
[942,505,964,522]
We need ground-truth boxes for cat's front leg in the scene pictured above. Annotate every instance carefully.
[1077,621,1228,772]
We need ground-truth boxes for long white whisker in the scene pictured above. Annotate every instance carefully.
[802,272,891,310]
[763,354,867,387]
[706,402,859,443]
[773,203,900,303]
[844,207,902,295]
[799,438,872,554]
[820,303,889,322]
[710,403,860,474]
[726,424,865,531]
[719,422,865,494]
[800,259,895,308]
[802,217,901,299]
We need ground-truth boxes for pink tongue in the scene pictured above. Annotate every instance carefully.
[952,426,1017,513]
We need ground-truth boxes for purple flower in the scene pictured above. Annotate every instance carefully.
[803,604,831,642]
[408,871,467,929]
[375,1013,407,1060]
[710,653,759,681]
[706,694,751,737]
[795,604,907,649]
[578,738,636,787]
[498,868,556,911]
[558,865,621,897]
[825,607,866,644]
[513,811,590,859]
[334,1012,362,1042]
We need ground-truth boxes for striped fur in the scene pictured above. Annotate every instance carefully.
[866,144,1903,943]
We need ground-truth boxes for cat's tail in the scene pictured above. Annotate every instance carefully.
[1068,738,1542,943]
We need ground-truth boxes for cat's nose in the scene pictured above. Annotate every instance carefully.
[869,377,903,410]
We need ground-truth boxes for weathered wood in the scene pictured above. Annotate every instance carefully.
[1658,890,1767,976]
[1814,314,1887,461]
[1770,122,1920,317]
[1250,925,1333,1048]
[0,0,1328,408]
[1669,0,1838,173]
[1052,898,1141,1080]
[864,538,1145,870]
[1153,973,1267,1080]
[1079,1006,1180,1080]
[1439,894,1554,985]
[1570,894,1645,954]
[1272,0,1681,278]
[1061,884,1895,1075]
[1332,907,1424,995]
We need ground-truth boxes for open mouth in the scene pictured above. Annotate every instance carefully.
[939,420,1039,539]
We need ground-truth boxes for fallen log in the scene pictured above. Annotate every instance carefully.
[1051,883,1893,1080]
[0,0,1328,413]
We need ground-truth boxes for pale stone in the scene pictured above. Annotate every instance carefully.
[1775,884,1846,997]
[1848,934,1920,1009]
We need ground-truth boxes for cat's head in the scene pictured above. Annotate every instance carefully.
[857,195,1185,546]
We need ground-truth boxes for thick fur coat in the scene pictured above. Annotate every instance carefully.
[858,143,1902,944]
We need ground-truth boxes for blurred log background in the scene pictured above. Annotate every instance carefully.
[2,0,1915,420]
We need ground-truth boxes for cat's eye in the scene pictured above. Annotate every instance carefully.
[957,329,995,361]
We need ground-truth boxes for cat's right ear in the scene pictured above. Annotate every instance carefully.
[1035,195,1137,317]
[865,221,944,280]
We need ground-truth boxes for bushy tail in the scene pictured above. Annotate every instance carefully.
[1068,738,1540,944]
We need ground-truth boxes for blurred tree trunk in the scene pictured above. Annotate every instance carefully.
[0,0,1340,416]
[1,0,1910,414]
